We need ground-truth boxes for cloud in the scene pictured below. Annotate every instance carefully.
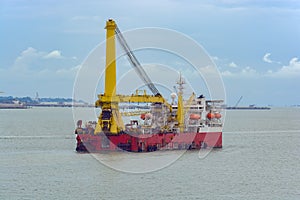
[269,57,300,77]
[14,48,65,69]
[221,70,233,76]
[56,65,81,76]
[8,47,80,76]
[221,65,259,78]
[222,57,300,78]
[228,62,237,68]
[19,47,38,57]
[211,56,219,61]
[11,47,79,73]
[242,66,257,74]
[263,53,273,63]
[262,53,281,64]
[15,47,43,62]
[13,47,43,71]
[0,47,81,96]
[44,50,63,59]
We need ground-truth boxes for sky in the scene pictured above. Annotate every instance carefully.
[0,0,299,106]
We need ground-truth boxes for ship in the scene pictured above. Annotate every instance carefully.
[75,19,223,152]
[0,101,28,109]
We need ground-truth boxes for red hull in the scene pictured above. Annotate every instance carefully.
[76,132,222,152]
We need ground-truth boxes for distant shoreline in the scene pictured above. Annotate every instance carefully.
[226,106,271,110]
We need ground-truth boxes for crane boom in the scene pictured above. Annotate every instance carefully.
[234,96,243,107]
[94,19,171,134]
[115,26,160,95]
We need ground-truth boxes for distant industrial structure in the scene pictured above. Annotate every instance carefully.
[226,96,271,110]
[0,94,92,109]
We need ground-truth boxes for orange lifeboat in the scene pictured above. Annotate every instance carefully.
[215,113,221,119]
[206,112,215,119]
[140,113,146,120]
[190,113,201,120]
[145,113,152,119]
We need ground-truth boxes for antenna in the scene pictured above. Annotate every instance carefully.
[176,72,185,96]
[35,92,40,102]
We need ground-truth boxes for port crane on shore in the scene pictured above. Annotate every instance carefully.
[234,96,243,108]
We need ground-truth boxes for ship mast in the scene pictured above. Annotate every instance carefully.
[176,72,185,132]
[176,72,185,96]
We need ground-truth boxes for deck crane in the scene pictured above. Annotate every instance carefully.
[115,26,160,95]
[94,19,177,134]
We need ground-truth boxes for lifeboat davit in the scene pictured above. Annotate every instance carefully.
[190,113,201,120]
[206,112,215,119]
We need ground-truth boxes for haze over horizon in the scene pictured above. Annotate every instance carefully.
[1,0,299,106]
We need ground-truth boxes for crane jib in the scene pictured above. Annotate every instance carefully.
[115,26,160,96]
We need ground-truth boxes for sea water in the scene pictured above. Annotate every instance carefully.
[0,107,299,200]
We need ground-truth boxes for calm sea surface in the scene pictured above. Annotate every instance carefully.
[1,107,300,200]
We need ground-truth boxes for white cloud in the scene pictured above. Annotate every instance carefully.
[228,62,237,68]
[44,50,63,59]
[269,57,300,77]
[211,56,219,61]
[8,47,80,77]
[262,53,281,64]
[221,65,259,78]
[19,47,38,57]
[0,47,81,97]
[241,66,257,75]
[223,57,300,78]
[15,47,43,62]
[11,47,79,73]
[221,70,233,77]
[13,47,42,71]
[56,65,81,76]
[14,48,65,69]
[263,53,273,63]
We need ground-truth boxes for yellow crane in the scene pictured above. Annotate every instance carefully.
[94,19,179,134]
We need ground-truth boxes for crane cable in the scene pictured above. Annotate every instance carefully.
[115,26,160,96]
